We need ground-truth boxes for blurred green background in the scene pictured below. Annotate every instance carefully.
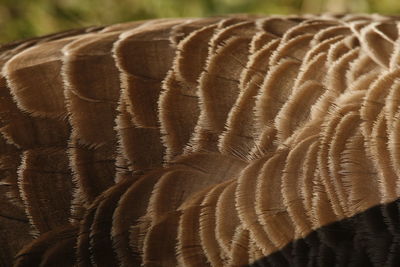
[1,0,400,43]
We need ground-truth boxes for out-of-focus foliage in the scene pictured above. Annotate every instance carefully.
[0,0,399,43]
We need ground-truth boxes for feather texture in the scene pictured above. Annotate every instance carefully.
[1,14,400,266]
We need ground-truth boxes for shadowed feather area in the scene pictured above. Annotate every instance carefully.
[1,14,400,266]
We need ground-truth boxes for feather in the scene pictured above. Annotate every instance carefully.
[2,14,400,267]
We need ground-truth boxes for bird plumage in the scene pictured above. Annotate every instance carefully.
[0,14,400,266]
